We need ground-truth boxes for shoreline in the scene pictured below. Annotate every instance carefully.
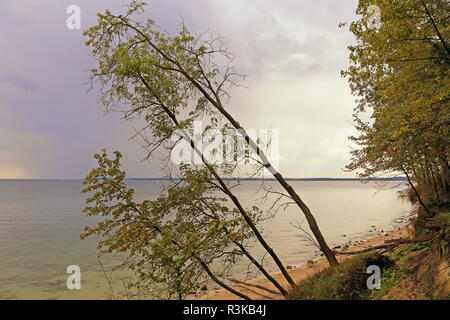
[192,223,412,300]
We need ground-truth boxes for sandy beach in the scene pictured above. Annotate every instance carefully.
[192,225,412,300]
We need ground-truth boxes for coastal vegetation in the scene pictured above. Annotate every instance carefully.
[341,0,449,212]
[81,0,339,299]
[290,231,448,300]
[288,251,394,300]
[81,0,449,300]
[289,0,449,300]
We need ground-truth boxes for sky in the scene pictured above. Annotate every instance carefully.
[0,0,362,179]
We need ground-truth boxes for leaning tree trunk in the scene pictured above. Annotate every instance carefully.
[119,17,339,267]
[195,97,339,266]
[137,75,296,290]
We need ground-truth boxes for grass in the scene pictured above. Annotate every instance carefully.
[370,259,408,299]
[390,242,431,262]
[290,241,436,300]
[290,206,449,300]
[289,251,395,300]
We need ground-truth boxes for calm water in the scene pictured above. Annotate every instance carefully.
[0,180,411,299]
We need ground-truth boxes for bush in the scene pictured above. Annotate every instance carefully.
[291,252,394,300]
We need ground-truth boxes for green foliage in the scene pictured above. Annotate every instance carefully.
[84,0,239,145]
[370,263,407,299]
[390,242,431,262]
[81,1,280,299]
[83,0,320,298]
[292,252,394,300]
[371,242,434,299]
[81,150,260,299]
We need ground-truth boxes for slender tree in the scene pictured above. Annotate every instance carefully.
[83,2,301,298]
[84,0,338,267]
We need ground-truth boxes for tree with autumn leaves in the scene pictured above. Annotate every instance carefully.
[81,1,338,299]
[341,0,449,211]
[81,0,448,300]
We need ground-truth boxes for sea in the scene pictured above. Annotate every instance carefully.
[0,179,412,299]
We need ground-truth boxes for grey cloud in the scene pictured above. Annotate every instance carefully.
[0,0,360,178]
[0,75,38,91]
[225,11,353,80]
[235,15,314,75]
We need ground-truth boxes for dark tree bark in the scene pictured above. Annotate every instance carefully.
[402,165,431,214]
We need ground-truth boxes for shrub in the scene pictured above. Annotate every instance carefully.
[291,252,394,300]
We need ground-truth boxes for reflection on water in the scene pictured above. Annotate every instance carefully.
[0,180,411,299]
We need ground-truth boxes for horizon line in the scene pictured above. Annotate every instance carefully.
[0,177,407,181]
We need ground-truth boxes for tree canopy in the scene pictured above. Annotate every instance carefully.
[342,0,449,207]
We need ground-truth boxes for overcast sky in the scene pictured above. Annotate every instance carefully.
[0,0,361,179]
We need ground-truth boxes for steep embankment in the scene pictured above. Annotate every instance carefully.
[194,217,449,300]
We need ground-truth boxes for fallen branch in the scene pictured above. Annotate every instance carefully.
[334,243,400,255]
[231,283,278,300]
[229,278,282,296]
[334,237,433,255]
[384,236,433,244]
